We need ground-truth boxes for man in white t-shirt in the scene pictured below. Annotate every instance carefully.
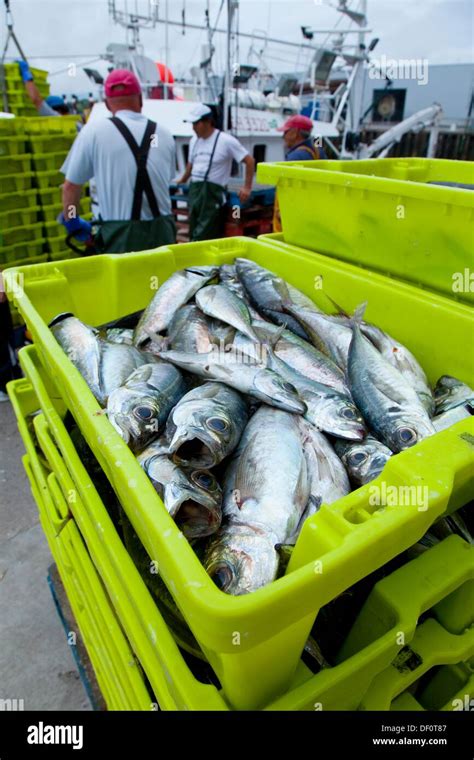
[176,104,255,241]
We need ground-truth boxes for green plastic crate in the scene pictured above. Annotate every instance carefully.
[0,221,43,247]
[48,249,81,261]
[2,89,49,107]
[11,105,38,118]
[29,134,75,154]
[6,381,153,711]
[0,206,41,229]
[9,367,225,711]
[37,186,61,207]
[0,136,27,156]
[0,153,32,175]
[0,237,45,264]
[360,585,474,711]
[4,237,474,710]
[258,158,474,306]
[1,172,34,193]
[24,115,81,135]
[0,188,38,210]
[46,233,68,254]
[0,252,48,270]
[0,116,24,135]
[13,347,474,712]
[3,63,48,83]
[32,152,68,173]
[35,169,63,189]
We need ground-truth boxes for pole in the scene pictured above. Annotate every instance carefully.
[164,0,169,99]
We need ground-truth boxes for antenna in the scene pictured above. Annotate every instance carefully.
[108,0,159,50]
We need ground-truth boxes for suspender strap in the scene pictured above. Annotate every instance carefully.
[110,117,161,220]
[298,144,319,159]
[203,130,221,182]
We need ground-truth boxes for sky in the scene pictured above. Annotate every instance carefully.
[1,0,472,96]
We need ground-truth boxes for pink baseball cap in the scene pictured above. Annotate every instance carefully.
[105,69,141,98]
[277,115,314,133]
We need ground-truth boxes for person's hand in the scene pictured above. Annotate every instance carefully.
[60,214,92,242]
[16,60,33,82]
[238,187,251,204]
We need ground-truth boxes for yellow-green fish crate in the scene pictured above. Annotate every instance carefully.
[0,152,32,175]
[0,221,43,247]
[3,63,49,84]
[0,116,25,135]
[0,237,45,265]
[0,206,42,229]
[258,158,474,306]
[41,196,91,222]
[0,135,28,155]
[32,152,68,173]
[10,347,474,712]
[4,236,473,710]
[23,115,81,135]
[34,169,63,189]
[0,172,35,193]
[6,378,153,711]
[0,252,48,270]
[29,134,75,154]
[11,105,38,118]
[0,188,39,210]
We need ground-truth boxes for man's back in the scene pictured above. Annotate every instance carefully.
[63,110,176,221]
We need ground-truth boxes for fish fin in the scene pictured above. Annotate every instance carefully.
[350,301,368,327]
[323,294,350,317]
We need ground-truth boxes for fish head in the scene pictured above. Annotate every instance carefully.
[168,401,236,468]
[310,392,367,440]
[204,523,279,595]
[338,438,392,485]
[166,468,222,539]
[387,414,435,452]
[253,369,306,413]
[107,387,162,452]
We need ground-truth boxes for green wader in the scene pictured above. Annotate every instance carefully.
[94,116,177,254]
[188,130,226,242]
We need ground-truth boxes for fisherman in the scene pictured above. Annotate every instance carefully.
[60,69,177,253]
[16,60,70,116]
[273,114,326,232]
[176,104,255,241]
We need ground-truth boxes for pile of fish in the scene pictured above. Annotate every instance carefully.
[50,259,474,595]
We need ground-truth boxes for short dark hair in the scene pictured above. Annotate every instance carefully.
[52,103,70,115]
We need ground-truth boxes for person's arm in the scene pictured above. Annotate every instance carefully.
[238,154,255,203]
[61,180,92,241]
[16,60,49,113]
[176,162,192,184]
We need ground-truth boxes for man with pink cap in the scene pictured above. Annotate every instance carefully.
[273,114,326,231]
[60,69,176,253]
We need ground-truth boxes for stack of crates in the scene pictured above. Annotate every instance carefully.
[3,159,474,712]
[0,116,46,269]
[23,116,92,260]
[1,63,50,118]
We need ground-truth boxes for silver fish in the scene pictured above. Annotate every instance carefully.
[235,257,315,339]
[50,314,102,402]
[196,284,259,342]
[333,435,393,487]
[158,348,306,414]
[105,328,134,345]
[333,316,435,416]
[99,341,156,405]
[207,319,236,347]
[219,264,262,320]
[348,305,435,452]
[432,404,473,432]
[167,304,214,353]
[138,443,222,538]
[107,362,187,451]
[265,349,366,440]
[282,304,353,370]
[237,320,349,395]
[434,375,474,414]
[166,382,248,468]
[298,418,350,519]
[204,407,310,594]
[134,265,218,346]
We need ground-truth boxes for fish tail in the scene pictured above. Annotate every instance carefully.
[350,301,368,329]
[323,293,350,316]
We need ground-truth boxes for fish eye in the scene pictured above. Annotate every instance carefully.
[134,405,155,421]
[206,416,228,432]
[397,427,417,444]
[210,563,234,591]
[341,407,357,420]
[349,451,367,466]
[282,381,296,393]
[191,470,217,490]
